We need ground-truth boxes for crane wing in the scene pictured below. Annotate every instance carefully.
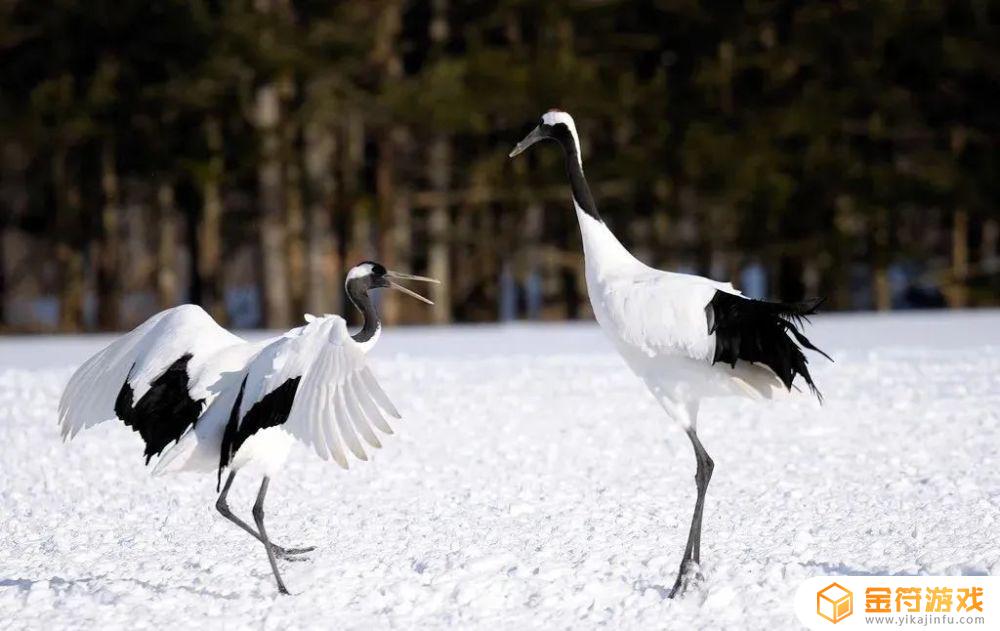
[597,270,732,362]
[596,270,829,399]
[218,315,401,484]
[58,304,244,463]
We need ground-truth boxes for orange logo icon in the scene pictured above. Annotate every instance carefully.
[817,582,853,623]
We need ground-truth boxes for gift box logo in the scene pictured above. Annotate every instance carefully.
[817,582,854,624]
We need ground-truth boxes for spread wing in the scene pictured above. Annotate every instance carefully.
[218,315,401,483]
[58,304,244,463]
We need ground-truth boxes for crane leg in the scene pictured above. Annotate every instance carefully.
[216,471,314,560]
[669,427,714,598]
[251,476,291,594]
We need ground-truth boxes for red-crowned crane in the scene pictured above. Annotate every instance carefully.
[58,262,438,594]
[510,110,830,597]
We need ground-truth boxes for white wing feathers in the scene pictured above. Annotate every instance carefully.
[61,307,402,473]
[360,366,401,419]
[58,304,241,441]
[286,316,402,468]
[231,315,402,470]
[596,270,733,363]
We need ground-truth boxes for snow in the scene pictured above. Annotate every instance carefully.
[1,310,999,630]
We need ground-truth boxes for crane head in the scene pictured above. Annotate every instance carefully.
[346,261,440,305]
[509,109,580,159]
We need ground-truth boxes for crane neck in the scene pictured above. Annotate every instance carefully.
[554,128,601,223]
[346,283,382,346]
[554,130,643,276]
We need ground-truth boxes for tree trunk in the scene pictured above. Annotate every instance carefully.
[198,116,225,322]
[477,202,498,319]
[342,110,373,269]
[53,146,85,331]
[303,117,340,315]
[872,207,891,311]
[373,0,406,323]
[350,206,374,270]
[285,115,306,319]
[256,80,291,328]
[0,213,6,329]
[96,137,120,330]
[376,130,401,324]
[832,196,855,309]
[651,178,671,271]
[426,0,451,323]
[982,217,999,270]
[157,181,180,308]
[946,208,969,308]
[872,264,890,310]
[390,173,412,320]
[0,141,29,329]
[427,136,452,324]
[251,0,292,327]
[521,200,543,319]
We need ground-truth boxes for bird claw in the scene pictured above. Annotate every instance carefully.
[273,545,316,561]
[668,560,705,599]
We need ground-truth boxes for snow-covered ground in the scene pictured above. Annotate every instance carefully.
[1,311,998,630]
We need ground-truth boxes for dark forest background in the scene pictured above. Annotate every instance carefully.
[1,1,997,333]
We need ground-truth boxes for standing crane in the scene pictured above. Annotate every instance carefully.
[58,262,438,594]
[510,110,830,596]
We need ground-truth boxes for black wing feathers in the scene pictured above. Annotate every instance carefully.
[217,376,301,489]
[114,354,204,464]
[706,292,830,400]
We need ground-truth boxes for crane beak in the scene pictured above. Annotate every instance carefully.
[386,270,439,305]
[508,125,545,158]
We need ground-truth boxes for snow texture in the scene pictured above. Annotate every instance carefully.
[2,311,999,630]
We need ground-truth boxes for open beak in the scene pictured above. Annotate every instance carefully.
[386,270,439,305]
[508,125,545,158]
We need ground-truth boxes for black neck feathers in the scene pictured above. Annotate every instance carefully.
[346,282,381,343]
[551,124,602,222]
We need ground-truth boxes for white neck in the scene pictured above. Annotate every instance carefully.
[575,203,644,278]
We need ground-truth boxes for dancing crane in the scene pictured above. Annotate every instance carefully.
[510,110,830,597]
[58,262,438,594]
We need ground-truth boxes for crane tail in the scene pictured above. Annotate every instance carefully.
[707,291,831,401]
